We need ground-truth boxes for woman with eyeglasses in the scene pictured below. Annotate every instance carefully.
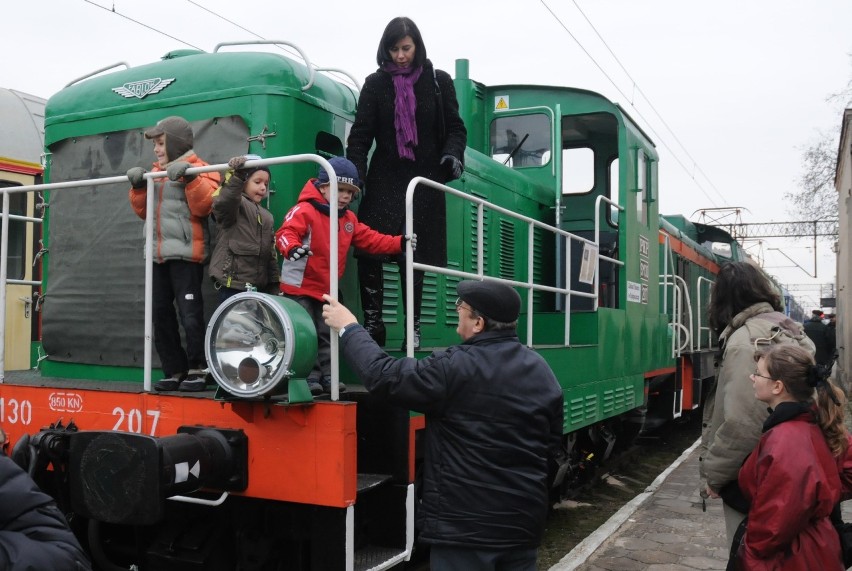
[727,344,851,570]
[699,261,815,548]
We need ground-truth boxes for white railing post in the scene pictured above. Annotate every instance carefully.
[0,192,9,381]
[143,175,155,391]
[527,223,534,347]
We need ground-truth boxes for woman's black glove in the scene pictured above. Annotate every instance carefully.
[441,155,463,180]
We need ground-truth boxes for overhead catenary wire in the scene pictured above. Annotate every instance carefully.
[82,0,354,90]
[82,0,203,51]
[538,0,726,208]
[567,0,728,206]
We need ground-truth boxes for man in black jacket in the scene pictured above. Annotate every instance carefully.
[323,280,563,570]
[0,455,92,570]
[803,309,832,365]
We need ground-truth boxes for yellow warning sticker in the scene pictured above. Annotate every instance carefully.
[494,96,509,111]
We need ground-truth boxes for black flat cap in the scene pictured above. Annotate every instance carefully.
[456,280,521,322]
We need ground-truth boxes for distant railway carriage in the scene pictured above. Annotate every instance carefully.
[0,43,751,570]
[0,87,45,373]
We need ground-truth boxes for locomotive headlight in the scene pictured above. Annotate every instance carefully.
[205,292,317,398]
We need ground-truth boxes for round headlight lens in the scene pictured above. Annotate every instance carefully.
[205,293,317,397]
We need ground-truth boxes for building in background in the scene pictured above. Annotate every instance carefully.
[833,109,852,390]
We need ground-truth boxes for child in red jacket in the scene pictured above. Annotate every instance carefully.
[276,156,415,394]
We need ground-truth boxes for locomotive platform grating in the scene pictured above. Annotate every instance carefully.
[2,369,146,393]
[354,545,408,571]
[0,370,368,401]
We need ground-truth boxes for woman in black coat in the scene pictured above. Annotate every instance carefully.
[347,16,467,349]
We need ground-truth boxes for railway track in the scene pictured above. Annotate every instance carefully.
[538,414,703,568]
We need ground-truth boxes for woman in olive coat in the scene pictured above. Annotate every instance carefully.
[347,16,467,349]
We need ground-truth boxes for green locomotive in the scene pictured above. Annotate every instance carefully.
[0,41,746,569]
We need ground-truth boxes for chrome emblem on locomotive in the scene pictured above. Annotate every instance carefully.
[112,78,176,99]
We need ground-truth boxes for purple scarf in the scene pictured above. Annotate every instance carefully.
[383,62,423,161]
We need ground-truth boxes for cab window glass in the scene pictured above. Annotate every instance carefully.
[0,183,25,280]
[490,114,551,168]
[562,147,594,194]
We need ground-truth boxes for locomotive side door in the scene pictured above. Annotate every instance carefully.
[1,175,38,370]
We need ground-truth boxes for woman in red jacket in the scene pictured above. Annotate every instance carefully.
[731,344,848,570]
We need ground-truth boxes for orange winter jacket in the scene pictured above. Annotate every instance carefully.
[128,152,220,263]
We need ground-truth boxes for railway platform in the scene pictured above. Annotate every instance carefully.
[549,439,852,571]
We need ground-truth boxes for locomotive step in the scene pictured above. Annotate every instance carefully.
[357,473,393,493]
[354,544,408,571]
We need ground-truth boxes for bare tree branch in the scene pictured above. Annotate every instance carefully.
[786,130,839,237]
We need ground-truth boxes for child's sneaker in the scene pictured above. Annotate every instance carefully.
[179,369,208,392]
[318,376,346,394]
[153,375,182,391]
[307,379,323,396]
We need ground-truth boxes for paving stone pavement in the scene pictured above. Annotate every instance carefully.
[550,441,728,571]
[550,438,852,571]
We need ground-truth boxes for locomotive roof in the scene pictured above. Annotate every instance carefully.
[0,87,46,165]
[478,79,658,159]
[45,48,358,142]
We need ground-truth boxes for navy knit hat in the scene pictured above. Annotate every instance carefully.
[317,157,362,193]
[456,280,521,323]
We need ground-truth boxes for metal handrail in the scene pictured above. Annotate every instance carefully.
[403,177,621,354]
[593,195,626,312]
[64,62,131,88]
[695,276,715,351]
[214,41,316,91]
[0,155,349,400]
[1,189,45,380]
[660,274,693,356]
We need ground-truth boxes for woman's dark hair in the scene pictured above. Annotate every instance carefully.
[376,16,427,68]
[755,344,847,456]
[707,261,783,334]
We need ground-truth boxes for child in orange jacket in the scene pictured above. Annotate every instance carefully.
[126,116,220,392]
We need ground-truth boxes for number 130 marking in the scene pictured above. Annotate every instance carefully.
[112,408,161,436]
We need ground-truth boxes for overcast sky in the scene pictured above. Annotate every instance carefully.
[6,1,851,309]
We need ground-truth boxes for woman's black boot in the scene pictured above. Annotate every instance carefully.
[400,270,424,350]
[358,260,386,346]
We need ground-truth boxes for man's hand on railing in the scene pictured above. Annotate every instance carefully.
[441,155,463,179]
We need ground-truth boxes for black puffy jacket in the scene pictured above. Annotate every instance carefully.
[340,325,564,549]
[0,456,92,570]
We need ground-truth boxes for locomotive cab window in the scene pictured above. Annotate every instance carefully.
[0,182,26,280]
[562,147,594,194]
[490,113,551,168]
[705,241,733,259]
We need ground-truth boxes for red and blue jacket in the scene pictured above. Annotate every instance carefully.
[276,179,403,301]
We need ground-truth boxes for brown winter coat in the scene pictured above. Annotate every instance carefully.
[209,171,278,292]
[699,302,815,493]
